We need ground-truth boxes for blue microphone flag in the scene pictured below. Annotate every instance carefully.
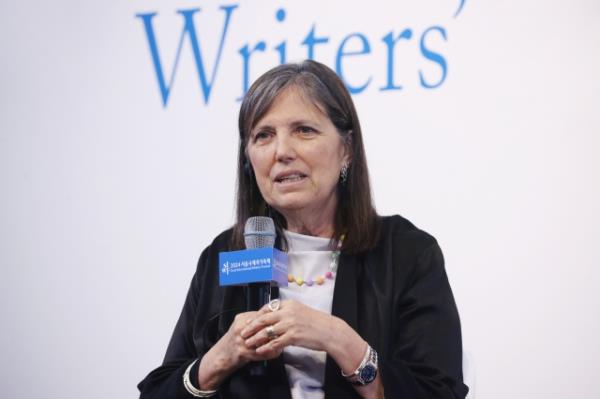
[219,247,288,286]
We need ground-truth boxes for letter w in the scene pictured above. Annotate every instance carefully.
[136,6,238,106]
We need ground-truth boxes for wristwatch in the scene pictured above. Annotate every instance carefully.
[342,344,378,386]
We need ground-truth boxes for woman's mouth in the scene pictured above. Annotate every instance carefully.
[274,173,307,184]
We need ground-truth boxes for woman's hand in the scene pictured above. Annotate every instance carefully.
[240,299,384,399]
[240,299,339,354]
[197,311,282,390]
[200,300,383,398]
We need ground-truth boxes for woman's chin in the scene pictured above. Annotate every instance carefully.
[269,195,315,215]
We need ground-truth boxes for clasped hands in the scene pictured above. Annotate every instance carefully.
[225,299,337,366]
[199,298,370,394]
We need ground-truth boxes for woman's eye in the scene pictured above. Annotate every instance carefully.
[298,126,316,135]
[253,131,271,142]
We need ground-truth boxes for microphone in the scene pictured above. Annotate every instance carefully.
[219,217,287,290]
[243,216,276,312]
[244,216,276,248]
[218,216,288,376]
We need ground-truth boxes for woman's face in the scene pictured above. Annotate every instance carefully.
[247,87,350,224]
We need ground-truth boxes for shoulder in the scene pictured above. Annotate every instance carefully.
[377,214,438,253]
[369,215,446,295]
[373,215,443,276]
[193,228,234,278]
[198,227,235,260]
[207,227,235,251]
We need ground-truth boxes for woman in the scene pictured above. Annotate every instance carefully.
[138,60,468,399]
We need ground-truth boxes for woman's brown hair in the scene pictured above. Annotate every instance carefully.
[232,60,379,254]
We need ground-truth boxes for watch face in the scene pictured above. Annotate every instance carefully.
[360,364,377,383]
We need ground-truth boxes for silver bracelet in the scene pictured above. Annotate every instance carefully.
[183,359,218,398]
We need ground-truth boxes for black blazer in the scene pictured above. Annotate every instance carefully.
[138,215,469,398]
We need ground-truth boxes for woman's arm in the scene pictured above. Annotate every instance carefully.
[137,267,206,399]
[240,238,467,399]
[241,301,384,399]
[376,242,468,399]
[326,317,385,399]
[138,235,282,399]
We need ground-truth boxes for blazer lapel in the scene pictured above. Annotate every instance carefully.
[324,252,362,398]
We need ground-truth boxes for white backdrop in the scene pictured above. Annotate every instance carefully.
[1,1,599,398]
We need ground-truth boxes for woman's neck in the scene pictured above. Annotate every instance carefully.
[280,208,335,238]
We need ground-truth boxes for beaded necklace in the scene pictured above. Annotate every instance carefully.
[287,234,344,287]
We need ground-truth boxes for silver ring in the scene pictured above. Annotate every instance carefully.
[268,298,281,312]
[265,325,277,340]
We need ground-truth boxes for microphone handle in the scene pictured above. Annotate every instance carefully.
[246,282,271,312]
[247,282,271,377]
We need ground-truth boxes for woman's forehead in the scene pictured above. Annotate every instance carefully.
[252,85,328,128]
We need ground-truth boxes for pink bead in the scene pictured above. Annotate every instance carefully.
[325,271,334,279]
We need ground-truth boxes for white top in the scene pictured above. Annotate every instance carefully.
[279,230,338,399]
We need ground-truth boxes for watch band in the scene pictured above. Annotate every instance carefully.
[341,344,379,386]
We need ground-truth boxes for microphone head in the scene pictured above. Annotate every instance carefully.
[244,216,276,249]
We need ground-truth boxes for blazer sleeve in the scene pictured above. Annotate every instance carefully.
[379,241,469,399]
[137,248,217,399]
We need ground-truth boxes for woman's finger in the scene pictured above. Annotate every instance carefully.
[240,311,281,338]
[238,299,286,338]
[243,320,286,348]
[255,333,288,355]
[256,298,286,315]
[231,311,258,329]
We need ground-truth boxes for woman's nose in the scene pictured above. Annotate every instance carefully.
[275,133,296,163]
